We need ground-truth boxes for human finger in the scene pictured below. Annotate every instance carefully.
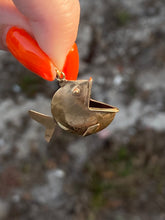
[13,0,80,70]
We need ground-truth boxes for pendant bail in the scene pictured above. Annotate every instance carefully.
[56,68,66,80]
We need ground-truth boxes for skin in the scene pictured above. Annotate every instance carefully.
[0,0,80,70]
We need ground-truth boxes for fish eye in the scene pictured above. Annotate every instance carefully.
[72,86,80,95]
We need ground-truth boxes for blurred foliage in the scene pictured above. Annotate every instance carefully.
[18,75,46,97]
[115,10,131,26]
[80,129,165,216]
[86,146,135,210]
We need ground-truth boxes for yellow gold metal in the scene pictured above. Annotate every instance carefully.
[29,78,119,142]
[56,68,65,80]
[72,86,80,95]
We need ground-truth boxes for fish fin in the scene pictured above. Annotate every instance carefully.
[29,110,55,142]
[45,127,55,142]
[83,123,100,136]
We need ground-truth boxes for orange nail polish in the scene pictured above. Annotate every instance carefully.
[62,43,79,80]
[6,27,56,81]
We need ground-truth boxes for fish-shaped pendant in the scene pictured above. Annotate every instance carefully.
[29,77,119,142]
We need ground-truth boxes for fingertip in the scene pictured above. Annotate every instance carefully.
[62,43,79,80]
[20,0,80,71]
[0,25,12,50]
[42,62,57,81]
[6,26,57,81]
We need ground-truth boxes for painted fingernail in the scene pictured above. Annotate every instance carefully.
[6,26,56,81]
[62,43,79,80]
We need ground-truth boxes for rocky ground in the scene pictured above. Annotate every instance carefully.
[0,0,165,219]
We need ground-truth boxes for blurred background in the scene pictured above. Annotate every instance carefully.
[0,0,165,219]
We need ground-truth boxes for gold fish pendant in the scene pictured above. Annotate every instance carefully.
[29,74,119,142]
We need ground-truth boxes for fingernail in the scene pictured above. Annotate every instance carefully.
[6,26,56,81]
[62,43,79,80]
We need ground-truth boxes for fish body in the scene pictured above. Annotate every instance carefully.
[29,78,119,142]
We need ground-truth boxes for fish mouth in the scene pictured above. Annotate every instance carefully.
[89,99,119,112]
[88,78,119,113]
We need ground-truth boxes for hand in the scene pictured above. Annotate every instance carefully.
[0,0,80,75]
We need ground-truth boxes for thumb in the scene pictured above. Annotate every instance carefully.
[13,0,80,70]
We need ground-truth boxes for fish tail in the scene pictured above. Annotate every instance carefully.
[29,110,55,142]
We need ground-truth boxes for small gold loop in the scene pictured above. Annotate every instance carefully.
[56,68,66,80]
